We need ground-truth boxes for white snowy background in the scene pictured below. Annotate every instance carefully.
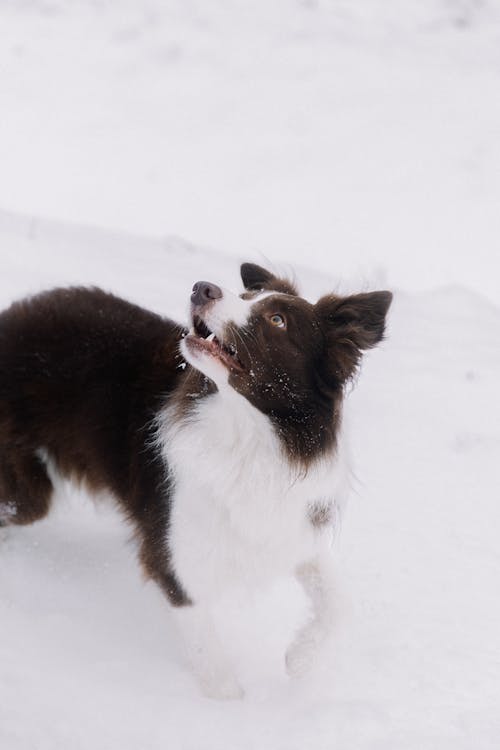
[1,1,499,748]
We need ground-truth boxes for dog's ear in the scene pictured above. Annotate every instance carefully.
[240,263,298,296]
[315,291,393,384]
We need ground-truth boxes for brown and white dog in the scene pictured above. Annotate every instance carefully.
[0,263,392,699]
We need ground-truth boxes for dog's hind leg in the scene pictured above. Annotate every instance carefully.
[0,451,53,526]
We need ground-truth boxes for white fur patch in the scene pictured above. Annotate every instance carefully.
[200,288,274,336]
[180,288,276,387]
[171,604,244,700]
[158,386,349,604]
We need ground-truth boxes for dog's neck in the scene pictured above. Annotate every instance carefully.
[170,364,342,471]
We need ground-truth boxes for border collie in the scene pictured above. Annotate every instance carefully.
[0,263,391,699]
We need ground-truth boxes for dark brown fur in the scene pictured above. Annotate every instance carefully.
[308,500,334,528]
[0,286,190,605]
[222,267,392,470]
[240,263,298,296]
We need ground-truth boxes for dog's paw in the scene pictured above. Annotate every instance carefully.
[199,671,245,701]
[285,636,317,678]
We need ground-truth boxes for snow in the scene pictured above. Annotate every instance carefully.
[1,1,500,301]
[1,1,500,748]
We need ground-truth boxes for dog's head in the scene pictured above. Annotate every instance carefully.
[181,263,392,462]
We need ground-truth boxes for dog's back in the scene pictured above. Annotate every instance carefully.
[0,286,192,602]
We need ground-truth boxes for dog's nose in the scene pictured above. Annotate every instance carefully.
[191,281,223,306]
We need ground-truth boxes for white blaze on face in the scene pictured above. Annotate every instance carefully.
[180,288,274,387]
[199,288,275,337]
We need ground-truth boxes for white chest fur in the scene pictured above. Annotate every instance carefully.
[159,387,348,604]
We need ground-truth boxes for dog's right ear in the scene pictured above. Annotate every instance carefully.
[316,290,393,385]
[240,263,298,296]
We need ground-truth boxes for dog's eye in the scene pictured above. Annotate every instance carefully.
[269,314,286,329]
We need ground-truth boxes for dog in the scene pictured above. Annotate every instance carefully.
[0,262,392,699]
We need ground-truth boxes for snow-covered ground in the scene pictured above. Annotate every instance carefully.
[1,1,500,748]
[1,0,500,300]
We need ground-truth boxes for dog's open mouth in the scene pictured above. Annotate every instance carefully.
[185,315,244,372]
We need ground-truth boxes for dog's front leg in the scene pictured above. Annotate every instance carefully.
[172,603,244,700]
[285,555,336,677]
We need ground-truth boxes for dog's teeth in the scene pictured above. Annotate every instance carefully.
[206,332,216,342]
